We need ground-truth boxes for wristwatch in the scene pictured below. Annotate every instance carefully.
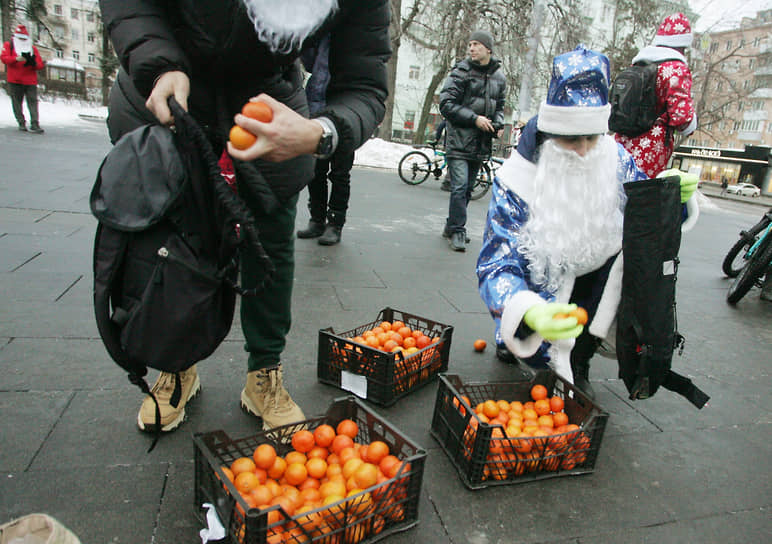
[312,118,336,159]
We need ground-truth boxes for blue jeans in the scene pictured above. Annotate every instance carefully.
[445,158,481,234]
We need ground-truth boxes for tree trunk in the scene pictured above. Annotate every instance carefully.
[414,68,447,144]
[101,25,111,106]
[381,40,399,141]
[1,0,13,43]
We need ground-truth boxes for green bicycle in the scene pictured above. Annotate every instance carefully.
[398,141,494,201]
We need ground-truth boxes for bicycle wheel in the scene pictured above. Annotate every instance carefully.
[398,151,432,185]
[470,162,492,200]
[722,220,769,277]
[726,237,772,304]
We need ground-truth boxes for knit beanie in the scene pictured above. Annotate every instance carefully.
[469,30,494,53]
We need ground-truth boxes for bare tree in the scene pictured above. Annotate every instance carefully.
[400,0,531,144]
[99,20,118,106]
[382,0,423,141]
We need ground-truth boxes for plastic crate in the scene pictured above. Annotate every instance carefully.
[194,396,427,544]
[430,372,609,489]
[317,307,453,406]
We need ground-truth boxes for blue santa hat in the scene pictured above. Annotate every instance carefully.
[537,45,611,136]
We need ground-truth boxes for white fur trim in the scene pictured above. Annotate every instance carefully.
[537,102,611,136]
[500,291,547,358]
[632,46,686,64]
[679,114,697,136]
[496,151,537,200]
[588,253,623,338]
[653,33,692,48]
[682,195,699,232]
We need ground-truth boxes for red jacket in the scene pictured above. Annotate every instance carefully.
[1,41,45,85]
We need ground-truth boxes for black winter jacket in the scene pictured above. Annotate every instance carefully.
[100,0,390,203]
[439,58,506,160]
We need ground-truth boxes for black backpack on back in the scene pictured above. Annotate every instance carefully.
[91,99,273,442]
[608,60,668,138]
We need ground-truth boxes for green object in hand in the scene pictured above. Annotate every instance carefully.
[658,168,698,203]
[523,302,584,341]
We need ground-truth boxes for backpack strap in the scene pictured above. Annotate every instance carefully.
[168,97,275,294]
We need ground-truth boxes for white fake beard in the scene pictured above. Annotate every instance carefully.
[241,0,338,54]
[518,136,625,294]
[13,36,32,54]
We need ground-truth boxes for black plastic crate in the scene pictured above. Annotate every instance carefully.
[194,396,427,544]
[317,307,453,406]
[430,372,609,489]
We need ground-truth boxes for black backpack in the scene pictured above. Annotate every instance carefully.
[616,177,709,409]
[608,60,669,137]
[91,99,274,442]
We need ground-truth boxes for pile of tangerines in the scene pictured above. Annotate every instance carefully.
[218,418,412,543]
[332,320,445,394]
[455,384,591,481]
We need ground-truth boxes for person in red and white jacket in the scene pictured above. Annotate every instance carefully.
[615,13,697,177]
[1,24,46,133]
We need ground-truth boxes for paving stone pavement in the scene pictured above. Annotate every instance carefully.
[0,122,770,544]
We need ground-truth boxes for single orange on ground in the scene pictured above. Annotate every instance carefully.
[473,339,487,352]
[253,444,277,470]
[231,456,257,477]
[229,125,256,150]
[291,429,315,453]
[241,101,273,122]
[336,419,359,439]
[530,384,548,401]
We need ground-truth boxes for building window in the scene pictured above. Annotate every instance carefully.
[72,50,80,61]
[733,121,741,131]
[709,42,718,53]
[753,37,760,48]
[749,58,754,69]
[88,53,95,63]
[725,40,732,50]
[88,32,95,43]
[743,80,750,89]
[55,49,63,58]
[716,80,722,91]
[54,4,62,15]
[408,65,420,80]
[738,101,743,111]
[71,8,78,19]
[72,29,79,41]
[87,12,95,22]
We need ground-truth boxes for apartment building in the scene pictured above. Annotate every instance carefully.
[673,10,772,193]
[4,1,104,96]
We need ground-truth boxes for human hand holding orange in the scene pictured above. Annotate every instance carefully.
[227,94,323,162]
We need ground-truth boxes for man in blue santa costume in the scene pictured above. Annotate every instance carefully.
[476,46,697,397]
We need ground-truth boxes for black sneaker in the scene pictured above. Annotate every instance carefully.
[28,124,44,134]
[449,231,465,252]
[297,220,325,238]
[442,228,470,243]
[18,123,27,131]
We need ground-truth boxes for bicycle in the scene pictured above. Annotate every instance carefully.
[397,141,508,201]
[724,207,772,304]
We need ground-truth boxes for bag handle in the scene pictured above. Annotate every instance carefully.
[167,97,275,295]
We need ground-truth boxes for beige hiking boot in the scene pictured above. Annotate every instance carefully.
[137,365,200,432]
[241,365,305,430]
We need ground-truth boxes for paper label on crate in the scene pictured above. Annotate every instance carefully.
[341,370,368,399]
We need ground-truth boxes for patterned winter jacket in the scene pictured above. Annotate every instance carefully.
[614,46,697,177]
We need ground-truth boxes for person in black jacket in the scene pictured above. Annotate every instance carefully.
[100,0,390,434]
[439,30,506,252]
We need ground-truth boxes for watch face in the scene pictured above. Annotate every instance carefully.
[317,132,333,156]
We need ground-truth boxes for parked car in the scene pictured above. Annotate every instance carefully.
[726,182,761,197]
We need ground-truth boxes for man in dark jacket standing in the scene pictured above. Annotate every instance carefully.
[439,30,506,252]
[100,0,390,434]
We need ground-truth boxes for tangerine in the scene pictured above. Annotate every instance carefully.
[241,101,273,122]
[234,471,260,494]
[291,429,316,453]
[549,396,565,413]
[473,339,487,352]
[284,462,308,487]
[336,419,359,439]
[253,444,277,470]
[231,456,257,477]
[366,441,389,465]
[229,125,256,150]
[530,384,548,401]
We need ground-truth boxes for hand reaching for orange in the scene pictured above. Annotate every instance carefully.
[553,307,588,325]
